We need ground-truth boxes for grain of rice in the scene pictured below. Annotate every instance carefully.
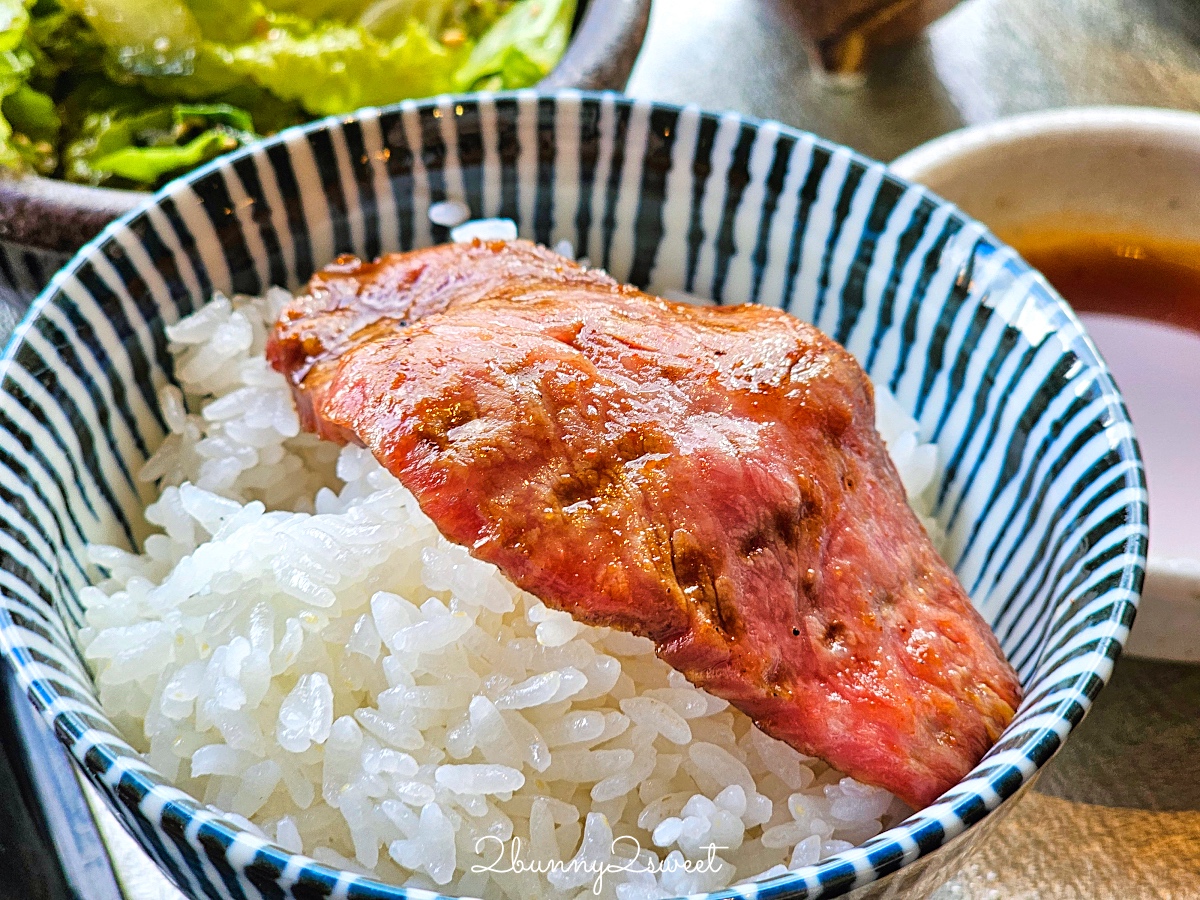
[428,200,472,228]
[450,217,518,243]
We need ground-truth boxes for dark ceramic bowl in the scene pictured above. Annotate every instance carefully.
[0,0,651,312]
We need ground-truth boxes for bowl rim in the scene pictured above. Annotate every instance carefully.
[889,104,1200,182]
[0,0,653,256]
[0,89,1147,900]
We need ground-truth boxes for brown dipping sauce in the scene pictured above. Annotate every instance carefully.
[1014,234,1200,333]
[1007,232,1200,561]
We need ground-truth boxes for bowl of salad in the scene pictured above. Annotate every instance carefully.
[0,0,650,308]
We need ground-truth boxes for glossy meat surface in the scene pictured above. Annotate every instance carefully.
[267,240,1022,809]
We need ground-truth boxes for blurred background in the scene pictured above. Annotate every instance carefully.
[627,0,1200,160]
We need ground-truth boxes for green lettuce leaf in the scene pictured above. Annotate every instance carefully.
[173,101,254,133]
[64,95,256,187]
[454,0,574,90]
[467,44,542,90]
[3,81,56,137]
[2,0,577,182]
[0,0,28,53]
[0,0,33,169]
[25,4,108,82]
[262,0,376,22]
[217,18,462,116]
[357,0,511,40]
[88,125,239,182]
[56,0,201,77]
[187,0,271,43]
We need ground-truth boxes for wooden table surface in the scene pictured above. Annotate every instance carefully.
[629,1,1200,896]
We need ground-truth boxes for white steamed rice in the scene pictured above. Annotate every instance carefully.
[80,279,941,899]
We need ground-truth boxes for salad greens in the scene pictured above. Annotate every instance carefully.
[0,0,576,188]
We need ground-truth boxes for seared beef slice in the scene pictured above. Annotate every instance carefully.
[268,239,1022,808]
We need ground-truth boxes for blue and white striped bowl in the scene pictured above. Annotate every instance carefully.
[0,91,1146,900]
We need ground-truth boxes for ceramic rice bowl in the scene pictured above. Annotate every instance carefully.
[0,91,1145,900]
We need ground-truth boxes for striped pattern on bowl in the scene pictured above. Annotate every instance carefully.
[0,91,1145,900]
